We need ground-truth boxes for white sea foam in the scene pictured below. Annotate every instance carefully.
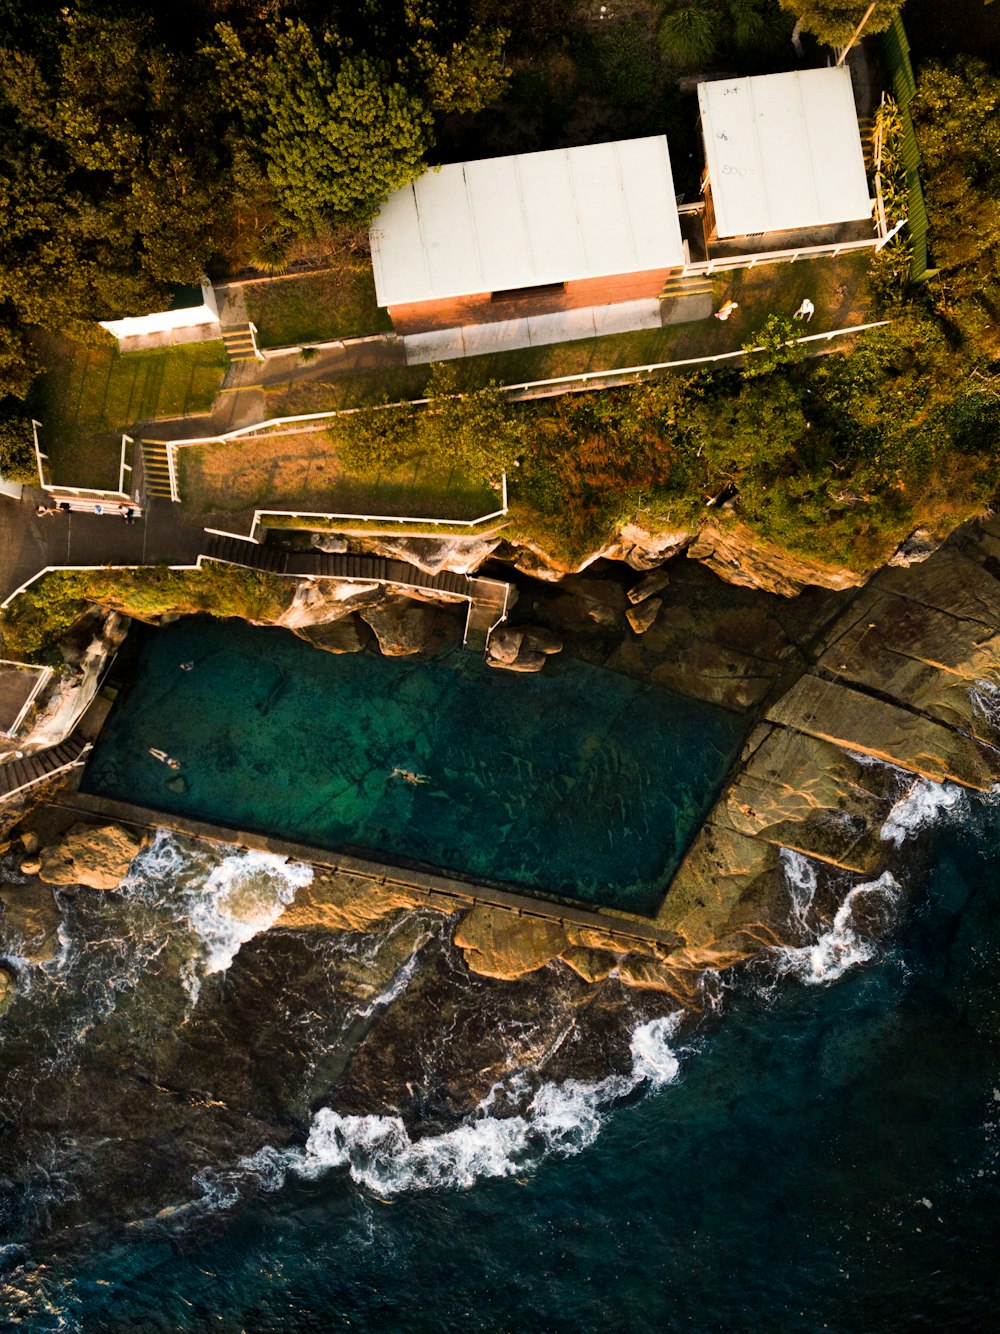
[971,678,1000,729]
[775,872,900,985]
[242,1013,684,1197]
[881,777,966,847]
[780,848,819,932]
[119,830,313,1004]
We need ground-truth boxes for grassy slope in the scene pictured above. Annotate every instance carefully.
[244,266,393,349]
[36,338,228,488]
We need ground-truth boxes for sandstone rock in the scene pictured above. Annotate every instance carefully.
[275,578,382,630]
[485,624,562,673]
[19,831,39,854]
[627,569,671,604]
[887,529,939,567]
[603,524,692,571]
[815,583,1000,749]
[309,534,348,554]
[454,906,572,980]
[0,962,17,1016]
[687,524,865,596]
[486,649,547,673]
[296,615,370,655]
[626,598,661,635]
[655,823,788,965]
[38,822,143,890]
[276,870,426,935]
[360,597,462,656]
[0,882,63,964]
[711,725,902,873]
[343,534,502,575]
[766,675,1000,790]
[19,858,41,875]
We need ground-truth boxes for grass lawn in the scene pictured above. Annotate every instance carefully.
[176,429,500,532]
[261,252,874,418]
[36,337,228,488]
[244,264,393,350]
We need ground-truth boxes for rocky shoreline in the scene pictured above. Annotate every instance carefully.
[3,514,997,1012]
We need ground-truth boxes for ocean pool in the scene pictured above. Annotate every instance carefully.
[82,616,748,915]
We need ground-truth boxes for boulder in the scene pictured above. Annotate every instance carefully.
[627,569,671,604]
[0,882,63,964]
[887,529,939,567]
[0,962,16,1017]
[453,906,572,980]
[309,534,349,554]
[19,858,41,875]
[485,625,524,665]
[295,615,371,655]
[626,597,661,635]
[276,869,425,935]
[19,831,39,854]
[38,822,143,890]
[360,597,462,656]
[275,578,382,630]
[485,624,562,673]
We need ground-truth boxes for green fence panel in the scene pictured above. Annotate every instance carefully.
[878,15,930,281]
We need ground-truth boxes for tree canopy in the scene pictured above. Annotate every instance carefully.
[777,0,902,47]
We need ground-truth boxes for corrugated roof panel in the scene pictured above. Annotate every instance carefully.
[369,136,684,308]
[464,156,535,292]
[565,142,631,275]
[799,72,871,224]
[411,167,483,297]
[616,137,684,268]
[699,68,872,238]
[516,150,588,285]
[751,75,820,232]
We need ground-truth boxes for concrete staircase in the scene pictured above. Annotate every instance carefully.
[221,324,260,362]
[660,274,714,300]
[140,442,175,500]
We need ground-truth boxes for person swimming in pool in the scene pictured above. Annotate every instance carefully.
[390,767,429,785]
[148,747,181,770]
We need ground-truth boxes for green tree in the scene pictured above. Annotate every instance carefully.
[0,404,36,480]
[912,59,1000,355]
[215,20,430,231]
[741,315,808,377]
[777,0,902,46]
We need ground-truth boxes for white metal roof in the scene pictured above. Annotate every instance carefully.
[370,137,685,308]
[698,67,873,238]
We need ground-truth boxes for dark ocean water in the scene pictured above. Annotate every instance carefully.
[2,785,997,1333]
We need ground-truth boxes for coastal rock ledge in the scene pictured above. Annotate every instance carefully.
[38,822,144,890]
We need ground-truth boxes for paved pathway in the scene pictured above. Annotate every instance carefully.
[0,491,207,605]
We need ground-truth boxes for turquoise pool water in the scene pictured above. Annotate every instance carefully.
[82,616,747,914]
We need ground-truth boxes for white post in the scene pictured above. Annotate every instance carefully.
[165,443,180,503]
[875,217,907,250]
[249,322,265,362]
[31,419,47,489]
[119,434,133,496]
[837,2,878,66]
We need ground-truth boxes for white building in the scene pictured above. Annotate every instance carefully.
[697,66,873,240]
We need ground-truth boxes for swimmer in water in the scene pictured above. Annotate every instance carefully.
[390,767,429,785]
[148,747,181,770]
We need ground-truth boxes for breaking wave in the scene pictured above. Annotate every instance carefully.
[121,830,313,1003]
[243,1013,684,1197]
[881,777,966,847]
[775,872,900,985]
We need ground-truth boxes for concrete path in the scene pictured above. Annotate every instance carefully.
[0,492,207,605]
